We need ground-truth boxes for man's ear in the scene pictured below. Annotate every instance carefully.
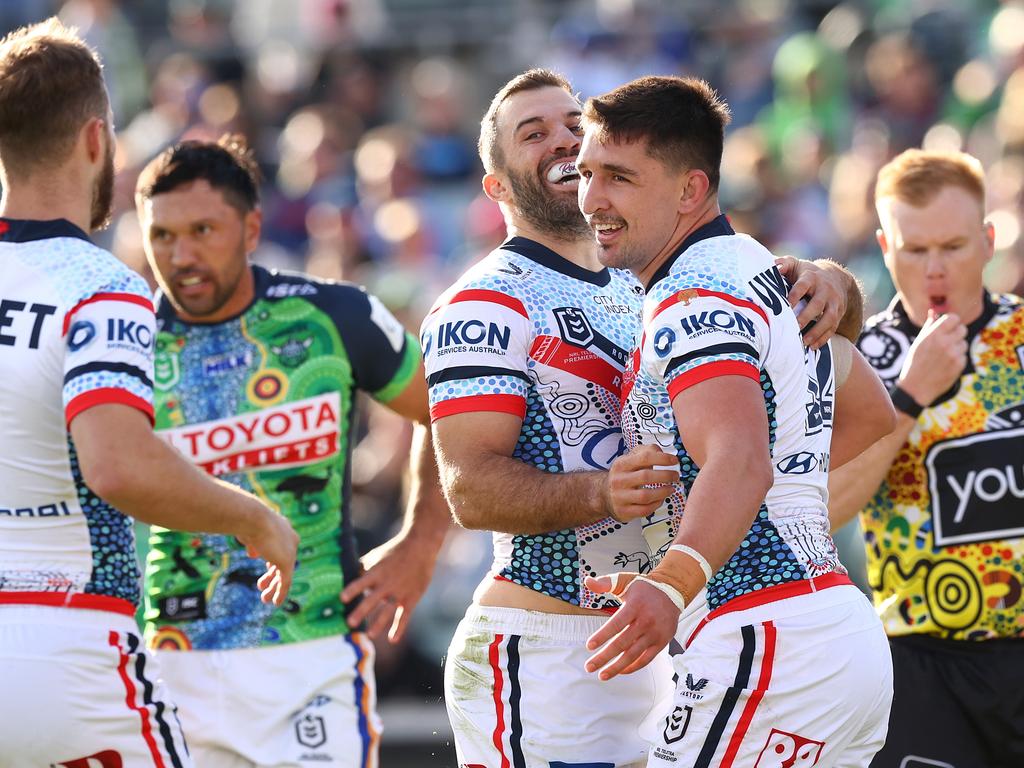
[83,116,105,163]
[678,169,711,215]
[244,208,262,256]
[482,172,510,204]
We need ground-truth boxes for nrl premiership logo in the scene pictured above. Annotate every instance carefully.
[154,346,180,390]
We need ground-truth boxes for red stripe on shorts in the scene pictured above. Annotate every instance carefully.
[719,621,777,767]
[489,634,511,768]
[109,631,166,768]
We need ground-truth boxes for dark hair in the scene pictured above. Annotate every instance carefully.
[0,17,108,178]
[478,68,575,173]
[583,76,731,190]
[136,134,261,213]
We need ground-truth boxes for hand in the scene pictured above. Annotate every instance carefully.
[775,256,849,350]
[898,309,968,406]
[340,531,443,643]
[240,506,299,607]
[607,444,679,522]
[583,573,680,680]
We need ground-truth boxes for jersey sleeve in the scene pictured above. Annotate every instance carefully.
[642,286,769,401]
[62,282,156,426]
[420,287,532,422]
[335,288,419,402]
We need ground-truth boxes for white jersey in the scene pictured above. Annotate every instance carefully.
[622,215,844,612]
[421,237,656,609]
[0,218,155,616]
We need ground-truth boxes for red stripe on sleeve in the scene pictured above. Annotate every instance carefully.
[66,388,155,428]
[648,288,769,327]
[430,394,527,422]
[63,292,154,335]
[431,289,528,318]
[666,360,760,401]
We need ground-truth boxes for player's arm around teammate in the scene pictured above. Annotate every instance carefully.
[341,372,451,642]
[71,403,298,603]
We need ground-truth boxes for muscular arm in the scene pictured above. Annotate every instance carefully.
[829,337,896,470]
[584,376,773,679]
[433,410,613,534]
[341,362,451,641]
[70,403,298,601]
[828,414,915,530]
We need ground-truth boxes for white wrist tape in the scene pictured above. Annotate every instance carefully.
[634,575,687,612]
[669,544,713,584]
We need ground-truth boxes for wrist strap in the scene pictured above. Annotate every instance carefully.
[633,575,687,612]
[668,544,713,584]
[890,385,923,418]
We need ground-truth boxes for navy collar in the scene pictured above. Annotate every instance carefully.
[647,214,735,289]
[888,291,996,344]
[502,236,611,287]
[0,217,91,244]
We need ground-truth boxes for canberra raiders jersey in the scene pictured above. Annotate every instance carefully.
[858,292,1024,640]
[144,265,419,650]
[622,216,844,613]
[421,237,652,609]
[0,219,155,616]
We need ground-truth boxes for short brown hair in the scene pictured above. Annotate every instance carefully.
[583,76,731,191]
[478,69,574,173]
[0,18,108,178]
[875,148,985,209]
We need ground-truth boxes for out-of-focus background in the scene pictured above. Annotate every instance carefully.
[7,0,1024,763]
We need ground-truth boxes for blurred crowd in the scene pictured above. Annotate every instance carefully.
[6,0,1024,699]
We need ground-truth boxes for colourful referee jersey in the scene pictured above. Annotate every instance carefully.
[0,218,155,616]
[858,292,1024,639]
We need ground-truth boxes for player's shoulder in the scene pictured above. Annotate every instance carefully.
[991,291,1024,320]
[426,247,531,318]
[60,242,152,307]
[256,264,360,302]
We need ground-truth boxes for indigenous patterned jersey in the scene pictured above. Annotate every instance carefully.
[623,216,844,612]
[144,265,419,650]
[858,292,1024,640]
[421,237,652,609]
[0,219,155,615]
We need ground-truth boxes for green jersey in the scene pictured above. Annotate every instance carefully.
[144,266,419,650]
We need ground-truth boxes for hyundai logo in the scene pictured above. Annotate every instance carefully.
[776,452,818,474]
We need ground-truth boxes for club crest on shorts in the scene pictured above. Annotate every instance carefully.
[663,704,692,744]
[295,713,327,748]
[754,728,825,767]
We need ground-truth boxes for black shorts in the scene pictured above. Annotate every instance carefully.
[870,634,1024,768]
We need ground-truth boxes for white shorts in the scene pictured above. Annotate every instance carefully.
[156,632,381,768]
[0,604,191,768]
[445,605,675,768]
[649,575,893,768]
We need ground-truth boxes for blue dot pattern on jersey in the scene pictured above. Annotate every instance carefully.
[69,436,140,604]
[503,386,582,602]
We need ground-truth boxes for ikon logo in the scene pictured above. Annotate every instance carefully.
[755,729,825,767]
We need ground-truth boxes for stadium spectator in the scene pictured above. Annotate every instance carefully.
[134,135,449,767]
[830,148,1024,768]
[577,75,895,766]
[0,19,296,768]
